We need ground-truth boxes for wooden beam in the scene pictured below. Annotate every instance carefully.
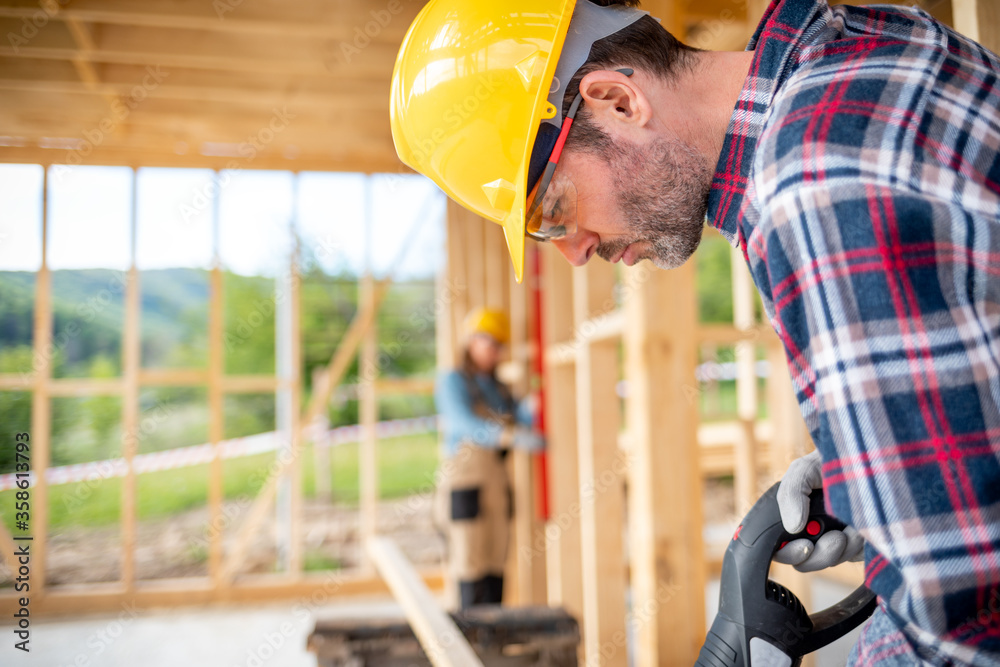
[732,248,759,511]
[30,167,51,594]
[0,145,404,175]
[359,272,379,567]
[367,537,485,667]
[0,569,446,617]
[120,169,140,591]
[623,261,706,667]
[574,260,627,667]
[954,0,1000,50]
[539,244,583,625]
[219,278,391,582]
[208,263,224,587]
[46,378,124,396]
[0,0,422,40]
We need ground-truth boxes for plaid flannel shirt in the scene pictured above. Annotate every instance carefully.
[707,0,1000,663]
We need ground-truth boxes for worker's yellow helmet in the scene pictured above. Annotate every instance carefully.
[390,0,649,283]
[463,308,510,345]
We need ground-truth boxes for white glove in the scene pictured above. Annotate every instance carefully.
[774,450,864,572]
[511,425,545,453]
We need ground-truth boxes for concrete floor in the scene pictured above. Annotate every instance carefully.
[0,598,405,667]
[0,579,862,667]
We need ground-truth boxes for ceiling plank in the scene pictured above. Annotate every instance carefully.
[0,0,427,40]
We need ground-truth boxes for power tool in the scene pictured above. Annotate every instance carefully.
[695,483,877,667]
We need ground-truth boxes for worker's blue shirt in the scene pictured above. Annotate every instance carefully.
[435,370,533,458]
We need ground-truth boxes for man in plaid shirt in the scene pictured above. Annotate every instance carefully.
[391,0,1000,661]
[544,0,1000,663]
[709,1,1000,663]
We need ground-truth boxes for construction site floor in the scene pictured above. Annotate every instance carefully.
[0,579,860,666]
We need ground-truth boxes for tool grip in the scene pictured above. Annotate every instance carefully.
[695,483,876,667]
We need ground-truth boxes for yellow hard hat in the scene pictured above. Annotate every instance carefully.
[390,0,648,283]
[464,308,510,345]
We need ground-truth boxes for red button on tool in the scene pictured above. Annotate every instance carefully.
[780,541,789,550]
[733,524,743,541]
[806,520,821,536]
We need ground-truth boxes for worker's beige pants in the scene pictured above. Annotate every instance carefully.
[435,445,510,582]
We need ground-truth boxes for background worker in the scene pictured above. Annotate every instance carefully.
[434,308,544,609]
[392,0,1000,663]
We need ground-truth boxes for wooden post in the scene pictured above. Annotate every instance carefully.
[506,239,544,606]
[539,245,583,624]
[953,0,999,50]
[273,173,303,575]
[359,271,379,566]
[31,166,51,594]
[208,170,225,585]
[574,260,627,667]
[312,368,332,504]
[765,342,815,666]
[121,168,140,589]
[732,248,759,512]
[623,261,706,666]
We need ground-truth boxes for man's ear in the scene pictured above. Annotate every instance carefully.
[578,69,652,129]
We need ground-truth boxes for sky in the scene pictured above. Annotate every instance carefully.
[0,164,445,279]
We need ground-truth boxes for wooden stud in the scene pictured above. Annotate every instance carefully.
[207,168,225,588]
[539,245,583,624]
[367,537,485,667]
[312,368,332,504]
[623,261,707,667]
[120,168,140,590]
[208,265,224,586]
[0,568,447,617]
[574,260,627,667]
[31,166,51,595]
[359,271,379,567]
[954,0,999,49]
[732,247,759,512]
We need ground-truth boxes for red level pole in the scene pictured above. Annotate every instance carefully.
[530,245,550,520]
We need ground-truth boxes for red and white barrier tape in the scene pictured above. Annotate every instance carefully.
[0,416,439,491]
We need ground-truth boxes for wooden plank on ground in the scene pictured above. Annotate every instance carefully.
[366,537,485,667]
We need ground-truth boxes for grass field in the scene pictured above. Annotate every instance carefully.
[0,432,441,534]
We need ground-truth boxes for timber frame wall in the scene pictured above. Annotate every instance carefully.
[1,0,996,665]
[0,168,443,615]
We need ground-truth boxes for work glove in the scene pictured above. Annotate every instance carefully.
[511,425,545,453]
[774,450,864,572]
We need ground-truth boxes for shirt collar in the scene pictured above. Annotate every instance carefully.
[706,0,827,247]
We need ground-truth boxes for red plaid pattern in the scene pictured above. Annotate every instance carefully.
[708,0,1000,663]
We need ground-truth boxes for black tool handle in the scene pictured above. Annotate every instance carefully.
[694,483,877,667]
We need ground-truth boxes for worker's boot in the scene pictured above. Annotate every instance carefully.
[482,574,503,604]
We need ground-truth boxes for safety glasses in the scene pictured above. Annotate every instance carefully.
[525,68,633,242]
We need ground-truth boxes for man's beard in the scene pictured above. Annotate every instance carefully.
[594,134,711,270]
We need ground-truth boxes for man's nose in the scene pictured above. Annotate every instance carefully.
[551,231,596,267]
